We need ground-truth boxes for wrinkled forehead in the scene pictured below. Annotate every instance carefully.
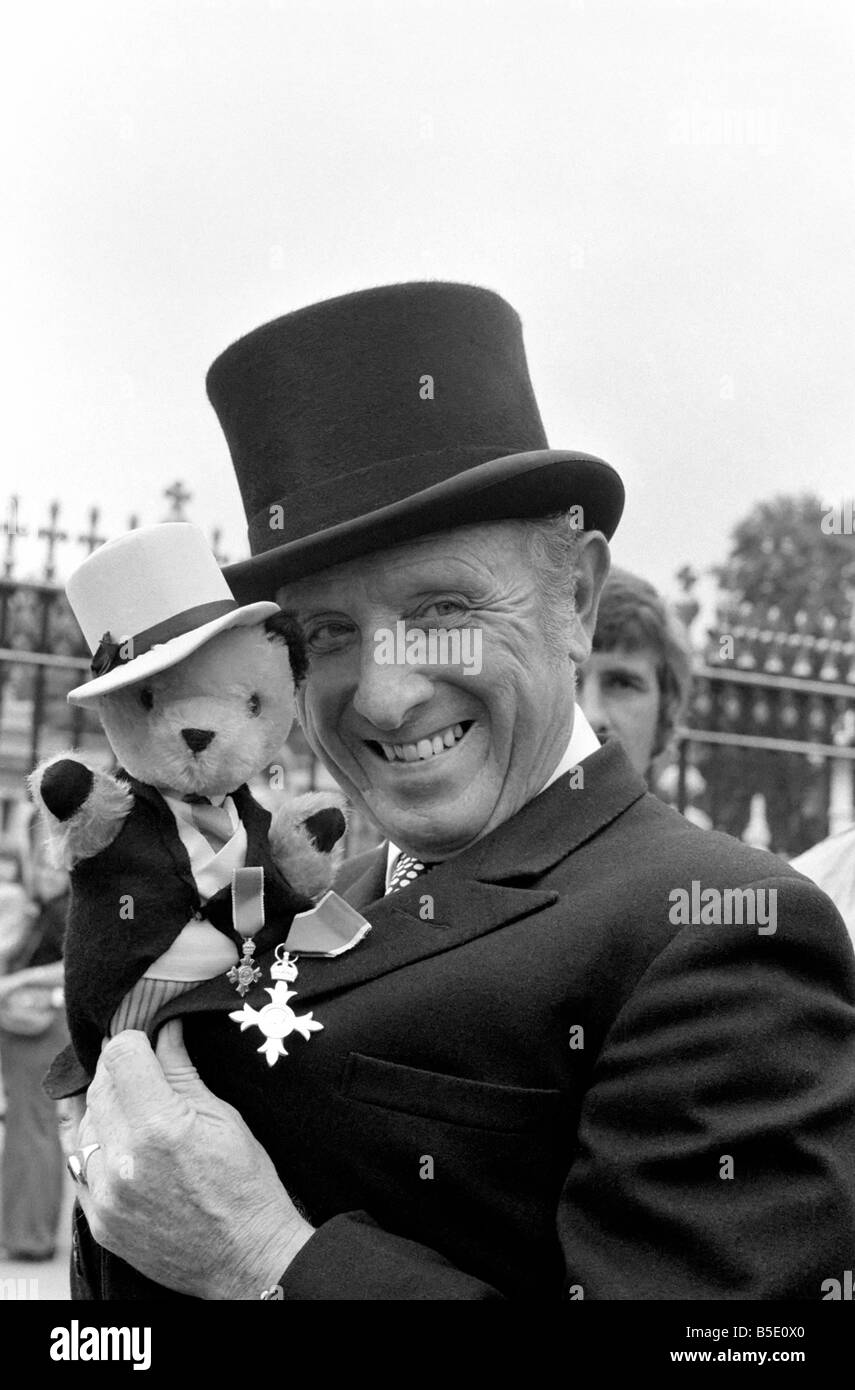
[276,519,527,610]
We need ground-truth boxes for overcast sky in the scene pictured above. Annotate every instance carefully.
[2,0,853,619]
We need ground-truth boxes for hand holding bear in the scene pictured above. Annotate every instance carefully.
[75,1022,313,1299]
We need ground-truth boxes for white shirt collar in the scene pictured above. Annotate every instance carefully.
[161,791,245,898]
[165,791,229,818]
[384,705,600,889]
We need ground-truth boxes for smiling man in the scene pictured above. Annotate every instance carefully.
[282,519,604,863]
[66,283,855,1301]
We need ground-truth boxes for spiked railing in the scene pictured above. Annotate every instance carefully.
[0,486,231,774]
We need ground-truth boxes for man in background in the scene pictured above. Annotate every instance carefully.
[577,566,692,783]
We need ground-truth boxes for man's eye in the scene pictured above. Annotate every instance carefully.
[248,694,261,716]
[139,687,154,711]
[412,599,467,627]
[306,620,354,653]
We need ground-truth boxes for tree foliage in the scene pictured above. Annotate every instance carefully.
[690,493,855,856]
[712,492,855,629]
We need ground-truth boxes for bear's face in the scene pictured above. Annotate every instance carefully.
[98,624,298,799]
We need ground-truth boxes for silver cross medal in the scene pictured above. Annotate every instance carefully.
[226,938,262,997]
[229,945,322,1066]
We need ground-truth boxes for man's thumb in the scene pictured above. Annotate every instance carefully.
[155,1018,206,1095]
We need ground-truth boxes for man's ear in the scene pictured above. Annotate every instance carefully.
[568,531,611,664]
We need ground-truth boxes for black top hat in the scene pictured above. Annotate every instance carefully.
[207,282,624,601]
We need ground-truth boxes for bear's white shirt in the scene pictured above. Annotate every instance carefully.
[142,792,246,982]
[163,792,246,899]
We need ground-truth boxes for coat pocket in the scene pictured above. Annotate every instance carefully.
[340,1051,562,1133]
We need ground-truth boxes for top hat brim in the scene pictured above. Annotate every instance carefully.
[223,449,624,604]
[67,600,280,707]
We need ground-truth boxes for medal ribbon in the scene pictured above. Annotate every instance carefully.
[231,866,266,939]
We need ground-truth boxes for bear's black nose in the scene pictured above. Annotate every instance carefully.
[182,728,215,754]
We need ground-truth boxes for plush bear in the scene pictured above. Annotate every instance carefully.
[28,524,349,1102]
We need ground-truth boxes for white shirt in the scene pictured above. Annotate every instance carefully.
[162,792,246,900]
[791,827,855,949]
[146,792,246,982]
[384,705,601,890]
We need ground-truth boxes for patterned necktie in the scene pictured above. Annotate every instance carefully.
[387,852,434,894]
[185,796,234,854]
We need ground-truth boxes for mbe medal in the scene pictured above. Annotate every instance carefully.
[229,945,323,1066]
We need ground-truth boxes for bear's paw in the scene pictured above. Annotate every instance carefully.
[28,754,135,869]
[269,790,349,900]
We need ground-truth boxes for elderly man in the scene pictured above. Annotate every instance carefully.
[66,283,855,1301]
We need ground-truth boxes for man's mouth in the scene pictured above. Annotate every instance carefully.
[366,720,473,764]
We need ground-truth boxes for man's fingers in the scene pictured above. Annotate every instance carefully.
[77,1105,97,1150]
[64,1105,101,1228]
[155,1018,196,1078]
[57,1095,87,1157]
[88,1029,185,1131]
[155,1019,210,1097]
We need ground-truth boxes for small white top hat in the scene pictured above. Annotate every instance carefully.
[65,523,279,706]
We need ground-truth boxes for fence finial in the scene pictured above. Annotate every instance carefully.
[210,527,228,566]
[38,501,68,583]
[164,481,192,521]
[78,507,106,556]
[2,496,27,579]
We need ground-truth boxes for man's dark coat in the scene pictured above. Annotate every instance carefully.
[71,741,855,1300]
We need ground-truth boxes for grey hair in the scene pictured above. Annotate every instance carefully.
[516,511,584,658]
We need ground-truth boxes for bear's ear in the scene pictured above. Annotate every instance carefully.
[264,610,308,685]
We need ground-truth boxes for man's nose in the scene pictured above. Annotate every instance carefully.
[351,648,434,731]
[182,728,215,753]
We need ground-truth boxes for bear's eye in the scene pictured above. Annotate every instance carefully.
[139,687,154,712]
[248,693,261,717]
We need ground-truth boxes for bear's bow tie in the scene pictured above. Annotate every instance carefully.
[183,795,234,854]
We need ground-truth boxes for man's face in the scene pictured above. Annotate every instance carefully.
[277,522,605,860]
[576,645,661,778]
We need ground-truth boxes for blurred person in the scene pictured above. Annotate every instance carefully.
[0,849,69,1261]
[576,566,693,782]
[0,849,33,1124]
[0,850,34,973]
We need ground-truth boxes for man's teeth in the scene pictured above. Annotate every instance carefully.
[380,723,467,762]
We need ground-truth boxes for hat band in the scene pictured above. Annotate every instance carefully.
[245,444,520,554]
[90,598,239,678]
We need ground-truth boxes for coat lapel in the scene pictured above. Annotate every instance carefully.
[122,772,198,898]
[152,739,647,1029]
[339,844,387,909]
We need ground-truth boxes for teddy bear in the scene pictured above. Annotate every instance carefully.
[28,523,357,1103]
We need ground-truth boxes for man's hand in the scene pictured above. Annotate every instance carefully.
[57,1092,87,1156]
[74,1021,314,1299]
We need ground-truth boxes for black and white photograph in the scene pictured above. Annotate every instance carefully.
[0,0,853,1351]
